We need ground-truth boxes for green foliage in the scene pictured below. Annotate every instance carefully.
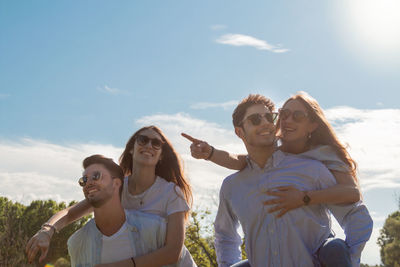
[0,197,89,267]
[378,210,400,267]
[1,198,250,267]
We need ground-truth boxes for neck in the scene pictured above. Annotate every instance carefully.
[246,144,275,169]
[93,197,125,236]
[129,163,157,194]
[281,140,308,154]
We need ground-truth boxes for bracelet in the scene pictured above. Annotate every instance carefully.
[131,257,136,267]
[41,223,59,234]
[205,146,214,160]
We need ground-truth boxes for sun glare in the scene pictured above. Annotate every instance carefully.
[349,0,400,53]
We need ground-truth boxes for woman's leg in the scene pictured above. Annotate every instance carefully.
[317,237,352,267]
[230,259,251,267]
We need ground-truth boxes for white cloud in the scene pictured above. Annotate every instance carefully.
[0,138,122,204]
[216,34,290,53]
[0,93,10,99]
[324,107,400,191]
[211,24,227,31]
[190,100,238,110]
[97,85,124,94]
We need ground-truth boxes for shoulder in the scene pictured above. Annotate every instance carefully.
[155,176,185,198]
[67,219,95,248]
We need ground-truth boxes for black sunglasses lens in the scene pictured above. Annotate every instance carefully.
[293,111,306,122]
[137,135,149,146]
[265,113,276,123]
[248,114,262,126]
[79,176,87,187]
[151,139,162,149]
[279,109,290,120]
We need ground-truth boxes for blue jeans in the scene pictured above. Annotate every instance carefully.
[317,237,352,267]
[230,260,250,267]
[229,238,351,267]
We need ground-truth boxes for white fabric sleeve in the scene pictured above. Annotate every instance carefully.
[214,184,242,267]
[166,185,190,216]
[316,164,373,266]
[301,145,350,172]
[327,202,373,267]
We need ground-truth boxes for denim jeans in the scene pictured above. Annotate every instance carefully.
[230,259,251,267]
[317,237,352,267]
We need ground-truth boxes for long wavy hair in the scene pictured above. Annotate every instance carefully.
[119,125,193,213]
[278,92,358,183]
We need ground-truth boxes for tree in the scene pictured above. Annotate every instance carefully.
[0,197,90,267]
[377,199,400,267]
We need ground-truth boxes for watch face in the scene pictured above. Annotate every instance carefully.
[303,194,311,205]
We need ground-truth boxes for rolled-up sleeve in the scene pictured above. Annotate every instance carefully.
[214,184,242,267]
[327,202,373,266]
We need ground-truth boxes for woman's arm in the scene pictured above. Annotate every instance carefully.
[264,170,361,217]
[95,211,186,267]
[181,132,247,170]
[25,199,93,263]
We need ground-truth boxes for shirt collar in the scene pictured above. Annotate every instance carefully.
[245,150,286,170]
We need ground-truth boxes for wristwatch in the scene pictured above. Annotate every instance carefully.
[302,191,311,206]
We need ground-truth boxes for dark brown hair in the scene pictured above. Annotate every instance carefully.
[232,94,275,127]
[119,126,193,214]
[279,92,358,182]
[83,154,124,195]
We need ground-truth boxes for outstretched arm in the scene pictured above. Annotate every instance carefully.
[264,170,361,217]
[95,211,186,267]
[181,132,247,170]
[25,199,93,263]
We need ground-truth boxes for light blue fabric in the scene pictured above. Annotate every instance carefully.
[67,209,170,267]
[214,150,373,267]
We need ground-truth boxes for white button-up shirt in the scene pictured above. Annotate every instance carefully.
[214,150,372,267]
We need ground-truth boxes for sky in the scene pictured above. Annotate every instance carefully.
[1,1,400,265]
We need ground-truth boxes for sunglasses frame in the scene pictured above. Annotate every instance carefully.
[241,112,279,126]
[136,134,165,150]
[79,171,102,187]
[278,108,309,123]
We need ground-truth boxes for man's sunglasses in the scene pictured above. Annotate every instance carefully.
[241,112,278,126]
[79,171,102,187]
[136,135,164,150]
[279,108,309,123]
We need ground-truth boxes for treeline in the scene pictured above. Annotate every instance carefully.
[0,197,221,267]
[1,196,399,267]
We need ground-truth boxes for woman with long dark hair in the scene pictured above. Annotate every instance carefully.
[26,126,196,266]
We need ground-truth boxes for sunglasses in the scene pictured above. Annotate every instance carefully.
[241,112,278,126]
[79,171,102,187]
[279,108,309,123]
[136,135,164,150]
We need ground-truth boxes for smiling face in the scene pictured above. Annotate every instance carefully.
[131,128,163,167]
[236,104,276,148]
[279,99,318,149]
[82,163,117,208]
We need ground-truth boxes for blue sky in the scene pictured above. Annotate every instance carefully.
[1,1,400,265]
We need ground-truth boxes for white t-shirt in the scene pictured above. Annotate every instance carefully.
[100,221,134,264]
[122,176,189,218]
[121,176,196,267]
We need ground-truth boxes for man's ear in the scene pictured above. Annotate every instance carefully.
[235,126,244,139]
[113,178,122,191]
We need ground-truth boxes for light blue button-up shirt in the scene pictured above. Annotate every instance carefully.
[68,209,172,267]
[214,150,372,267]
